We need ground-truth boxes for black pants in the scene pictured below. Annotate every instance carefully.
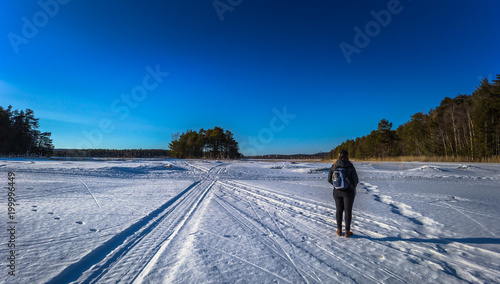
[333,191,355,231]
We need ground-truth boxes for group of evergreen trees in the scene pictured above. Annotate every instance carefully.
[0,106,54,156]
[169,126,241,159]
[5,74,498,161]
[331,75,500,161]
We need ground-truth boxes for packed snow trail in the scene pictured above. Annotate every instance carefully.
[46,179,212,283]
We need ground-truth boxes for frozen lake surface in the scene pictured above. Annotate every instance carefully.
[1,158,499,283]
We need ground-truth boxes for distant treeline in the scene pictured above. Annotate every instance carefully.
[331,75,500,161]
[0,106,54,156]
[52,149,170,158]
[246,153,329,160]
[169,126,241,159]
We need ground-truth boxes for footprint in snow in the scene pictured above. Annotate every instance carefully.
[89,229,98,232]
[75,221,84,225]
[48,212,54,215]
[54,217,61,220]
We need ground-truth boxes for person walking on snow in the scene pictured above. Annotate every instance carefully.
[328,149,359,237]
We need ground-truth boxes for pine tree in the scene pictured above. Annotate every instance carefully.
[168,127,241,159]
[0,106,53,156]
[329,74,500,161]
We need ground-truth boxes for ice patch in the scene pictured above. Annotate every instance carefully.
[107,163,184,174]
[308,167,330,174]
[292,168,311,174]
[410,165,445,172]
[291,167,329,174]
[418,216,440,226]
[268,163,328,174]
[457,164,478,170]
[450,196,470,202]
[161,163,185,170]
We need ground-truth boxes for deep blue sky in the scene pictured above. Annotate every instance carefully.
[1,1,499,155]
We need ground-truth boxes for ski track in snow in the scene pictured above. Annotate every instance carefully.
[1,159,500,283]
[77,177,101,208]
[215,180,499,283]
[46,179,208,283]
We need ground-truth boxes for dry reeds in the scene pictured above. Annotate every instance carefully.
[323,156,500,163]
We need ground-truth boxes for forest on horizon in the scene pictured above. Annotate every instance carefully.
[330,75,500,162]
[2,75,499,161]
[0,106,54,156]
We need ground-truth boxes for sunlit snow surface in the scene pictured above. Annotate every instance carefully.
[1,158,499,283]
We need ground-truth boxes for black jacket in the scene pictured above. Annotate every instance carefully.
[328,159,359,195]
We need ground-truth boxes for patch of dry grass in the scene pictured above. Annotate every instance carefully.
[323,156,500,163]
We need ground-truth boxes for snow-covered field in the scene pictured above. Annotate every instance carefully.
[1,158,500,283]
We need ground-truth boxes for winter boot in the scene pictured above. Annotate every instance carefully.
[345,230,353,238]
[336,228,342,237]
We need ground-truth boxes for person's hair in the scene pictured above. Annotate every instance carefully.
[338,149,349,161]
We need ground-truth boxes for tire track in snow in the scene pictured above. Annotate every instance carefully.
[212,192,340,283]
[439,201,498,237]
[219,179,500,283]
[215,181,400,283]
[77,177,101,208]
[262,200,310,284]
[224,180,335,222]
[46,178,214,284]
[230,180,333,209]
[39,160,500,283]
[202,242,294,284]
[178,160,209,173]
[135,179,216,284]
[217,181,391,283]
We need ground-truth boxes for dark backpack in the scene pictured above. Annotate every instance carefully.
[333,167,350,190]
